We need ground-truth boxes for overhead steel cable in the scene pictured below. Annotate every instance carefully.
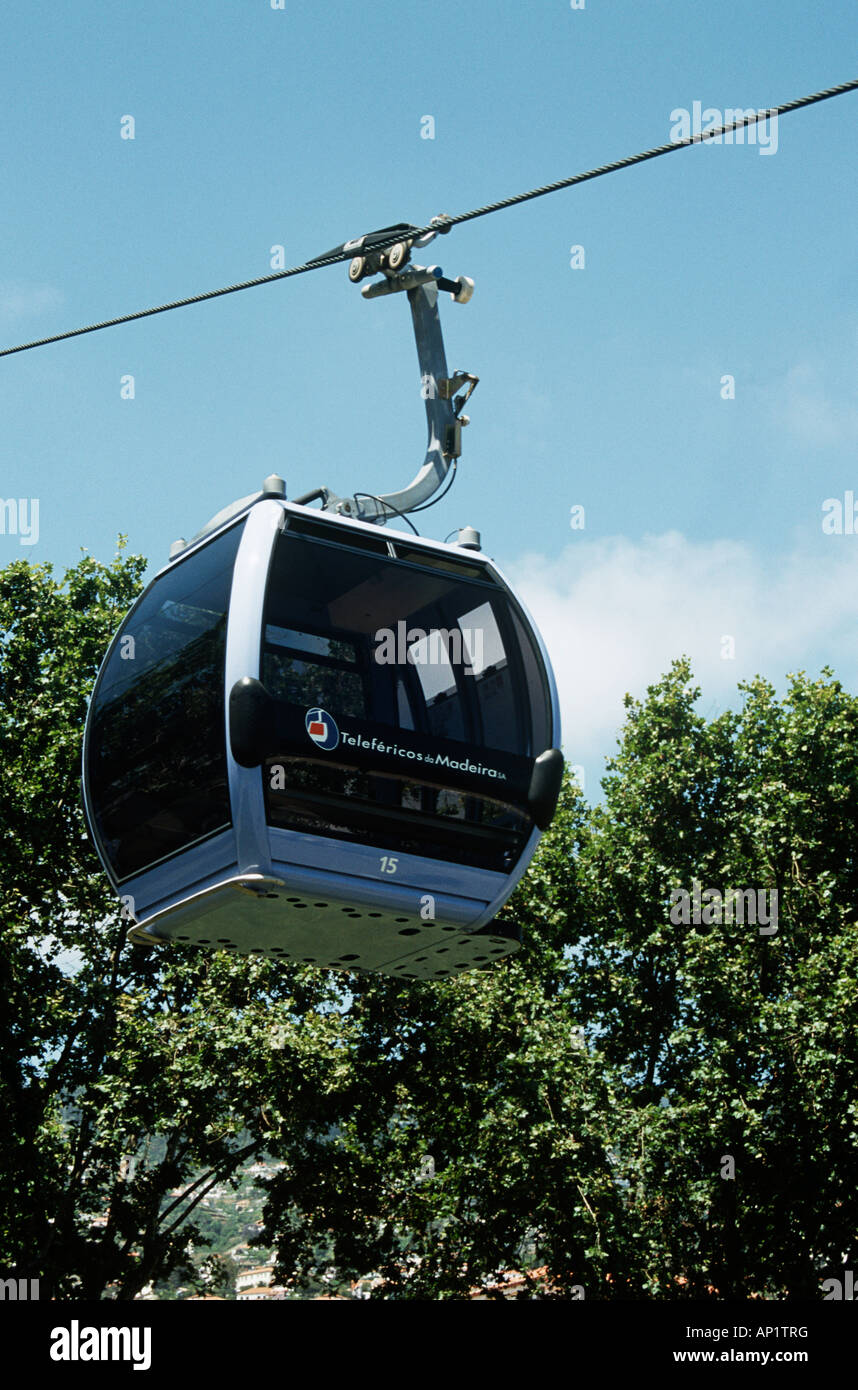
[2,76,857,360]
[417,77,858,229]
[0,247,355,358]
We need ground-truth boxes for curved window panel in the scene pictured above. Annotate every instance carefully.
[266,758,527,872]
[261,528,552,870]
[85,523,243,881]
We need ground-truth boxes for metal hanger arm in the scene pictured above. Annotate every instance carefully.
[302,221,477,526]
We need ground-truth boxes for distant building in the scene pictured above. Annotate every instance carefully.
[237,1285,288,1301]
[236,1265,274,1293]
[469,1266,555,1299]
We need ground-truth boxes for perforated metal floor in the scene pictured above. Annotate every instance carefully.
[127,875,518,979]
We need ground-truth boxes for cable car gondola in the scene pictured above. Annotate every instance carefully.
[82,223,564,979]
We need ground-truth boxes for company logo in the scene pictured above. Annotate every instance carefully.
[305,707,339,751]
[50,1321,151,1371]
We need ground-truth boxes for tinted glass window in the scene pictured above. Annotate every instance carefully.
[265,757,528,872]
[86,523,242,881]
[264,528,545,755]
[508,604,552,751]
[261,530,550,869]
[263,626,365,717]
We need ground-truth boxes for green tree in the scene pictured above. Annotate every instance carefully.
[3,547,856,1302]
[192,1251,238,1300]
[0,549,347,1299]
[255,659,858,1300]
[573,660,858,1297]
[256,781,645,1299]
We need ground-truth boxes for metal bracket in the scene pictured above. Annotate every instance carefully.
[438,371,479,415]
[299,220,477,526]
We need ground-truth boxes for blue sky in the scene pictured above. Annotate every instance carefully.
[1,0,857,791]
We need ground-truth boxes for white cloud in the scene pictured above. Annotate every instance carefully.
[510,531,858,790]
[0,281,64,325]
[764,360,858,449]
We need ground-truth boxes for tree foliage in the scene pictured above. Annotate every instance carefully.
[1,549,856,1299]
[0,550,345,1298]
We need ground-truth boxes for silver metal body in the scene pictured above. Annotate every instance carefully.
[83,499,561,981]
